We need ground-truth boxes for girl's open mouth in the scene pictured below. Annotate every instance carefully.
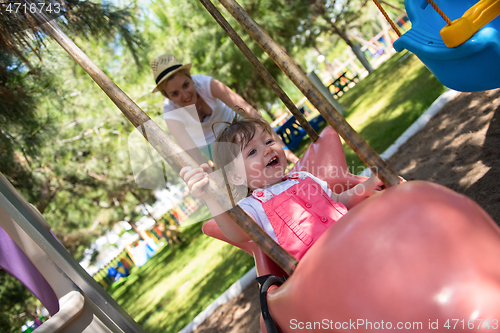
[266,156,279,167]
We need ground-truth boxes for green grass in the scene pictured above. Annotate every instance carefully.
[107,211,254,333]
[340,51,447,172]
[293,51,447,173]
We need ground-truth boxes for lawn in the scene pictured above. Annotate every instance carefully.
[294,50,447,174]
[107,207,255,333]
[107,50,447,332]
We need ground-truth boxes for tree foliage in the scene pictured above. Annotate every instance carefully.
[0,270,39,333]
[0,0,153,258]
[292,0,407,73]
[1,1,154,330]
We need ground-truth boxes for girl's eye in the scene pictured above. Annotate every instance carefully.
[183,82,189,88]
[248,149,256,156]
[266,140,273,145]
[171,91,178,97]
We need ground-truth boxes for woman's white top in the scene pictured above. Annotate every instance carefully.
[237,172,333,243]
[163,74,235,147]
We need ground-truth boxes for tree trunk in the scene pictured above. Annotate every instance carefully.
[351,44,374,73]
[128,220,147,241]
[130,190,167,240]
[36,178,58,214]
[380,1,407,15]
[262,104,276,121]
[329,20,374,74]
[306,71,345,115]
[314,46,337,78]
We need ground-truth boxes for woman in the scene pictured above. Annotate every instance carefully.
[150,53,299,166]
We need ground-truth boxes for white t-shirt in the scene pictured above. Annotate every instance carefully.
[163,74,235,147]
[237,172,333,243]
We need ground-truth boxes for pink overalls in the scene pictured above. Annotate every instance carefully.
[252,172,348,260]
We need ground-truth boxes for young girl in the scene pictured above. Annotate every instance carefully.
[180,118,385,260]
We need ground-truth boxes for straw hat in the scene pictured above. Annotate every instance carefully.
[150,53,192,93]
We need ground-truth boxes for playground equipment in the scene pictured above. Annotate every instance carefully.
[107,262,130,283]
[203,124,500,333]
[275,108,326,151]
[93,250,134,289]
[5,0,500,332]
[439,0,500,47]
[391,0,500,92]
[0,173,146,333]
[264,181,500,332]
[328,71,360,98]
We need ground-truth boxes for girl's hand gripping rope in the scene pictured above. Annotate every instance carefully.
[361,173,385,196]
[180,163,211,200]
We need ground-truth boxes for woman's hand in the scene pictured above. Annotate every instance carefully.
[179,163,211,200]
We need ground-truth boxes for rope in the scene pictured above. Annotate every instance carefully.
[426,0,453,25]
[372,0,402,37]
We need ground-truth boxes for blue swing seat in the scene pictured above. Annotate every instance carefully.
[393,0,500,92]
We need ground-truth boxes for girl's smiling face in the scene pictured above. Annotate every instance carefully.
[163,72,197,106]
[230,125,287,191]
